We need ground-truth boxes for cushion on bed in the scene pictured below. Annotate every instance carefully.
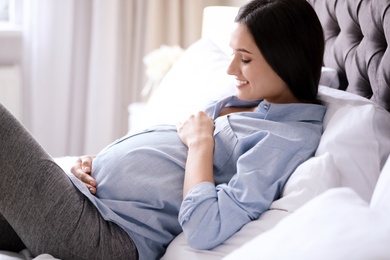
[278,85,390,210]
[135,38,236,130]
[270,152,340,212]
[271,85,390,212]
[223,187,390,260]
[316,86,390,202]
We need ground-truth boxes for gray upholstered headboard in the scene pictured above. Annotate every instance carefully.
[308,0,390,112]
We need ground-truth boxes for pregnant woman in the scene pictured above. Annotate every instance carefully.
[0,0,326,259]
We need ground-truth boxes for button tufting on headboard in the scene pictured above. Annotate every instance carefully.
[308,0,390,112]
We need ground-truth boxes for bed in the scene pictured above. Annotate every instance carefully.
[1,0,390,259]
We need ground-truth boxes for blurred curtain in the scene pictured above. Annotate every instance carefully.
[21,0,245,157]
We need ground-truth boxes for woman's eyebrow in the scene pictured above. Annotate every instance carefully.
[235,48,252,54]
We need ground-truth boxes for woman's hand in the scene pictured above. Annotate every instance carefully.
[70,155,97,194]
[176,111,215,148]
[177,112,215,197]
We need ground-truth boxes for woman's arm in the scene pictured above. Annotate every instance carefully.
[176,111,215,197]
[70,155,97,194]
[178,130,317,250]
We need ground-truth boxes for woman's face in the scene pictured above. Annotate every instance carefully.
[227,23,298,103]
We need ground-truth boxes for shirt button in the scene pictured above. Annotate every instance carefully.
[263,104,269,110]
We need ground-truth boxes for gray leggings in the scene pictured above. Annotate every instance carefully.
[0,103,138,259]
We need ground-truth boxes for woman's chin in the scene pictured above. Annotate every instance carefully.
[236,91,255,101]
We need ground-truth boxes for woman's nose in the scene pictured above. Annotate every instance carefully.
[227,58,238,76]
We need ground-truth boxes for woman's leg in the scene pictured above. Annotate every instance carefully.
[0,212,25,252]
[0,104,138,259]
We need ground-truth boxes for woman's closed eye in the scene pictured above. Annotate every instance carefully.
[230,52,251,64]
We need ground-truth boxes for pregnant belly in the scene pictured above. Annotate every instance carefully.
[91,128,187,205]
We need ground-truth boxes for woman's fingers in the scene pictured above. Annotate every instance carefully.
[70,155,97,194]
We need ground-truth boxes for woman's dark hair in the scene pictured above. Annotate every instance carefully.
[235,0,324,103]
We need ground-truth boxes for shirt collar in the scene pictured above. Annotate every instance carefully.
[204,95,326,123]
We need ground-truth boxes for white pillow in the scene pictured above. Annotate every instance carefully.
[137,38,236,130]
[270,152,340,212]
[269,86,390,215]
[224,188,390,260]
[316,86,390,202]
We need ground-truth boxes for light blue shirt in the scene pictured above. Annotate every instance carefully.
[67,96,326,260]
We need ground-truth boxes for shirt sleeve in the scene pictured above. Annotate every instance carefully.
[178,132,308,250]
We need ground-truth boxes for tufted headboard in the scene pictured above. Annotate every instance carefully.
[308,0,390,112]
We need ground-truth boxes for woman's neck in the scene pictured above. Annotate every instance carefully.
[218,106,257,117]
